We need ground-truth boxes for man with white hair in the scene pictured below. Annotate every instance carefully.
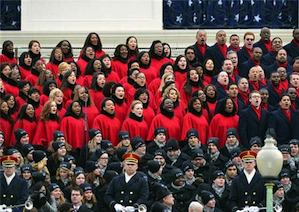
[188,201,203,212]
[215,71,229,100]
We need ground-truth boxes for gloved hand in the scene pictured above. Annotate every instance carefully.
[114,203,125,212]
[0,205,12,212]
[248,206,260,212]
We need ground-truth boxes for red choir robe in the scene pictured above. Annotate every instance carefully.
[11,119,37,145]
[114,102,128,125]
[112,60,128,79]
[139,66,158,85]
[89,89,105,111]
[92,114,121,146]
[32,119,60,148]
[60,116,86,149]
[0,54,17,65]
[19,66,31,80]
[209,114,239,148]
[46,62,59,78]
[181,112,209,144]
[121,114,149,141]
[82,104,100,130]
[0,117,12,147]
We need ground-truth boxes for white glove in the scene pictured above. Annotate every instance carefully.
[248,206,260,212]
[114,203,125,212]
[0,205,12,212]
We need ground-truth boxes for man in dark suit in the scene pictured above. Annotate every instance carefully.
[228,34,240,52]
[253,27,272,56]
[237,32,255,66]
[283,28,299,60]
[240,47,264,78]
[238,90,270,148]
[264,49,293,78]
[215,71,229,100]
[205,30,227,74]
[71,187,92,212]
[193,30,209,64]
[0,155,29,211]
[267,71,285,108]
[104,153,149,211]
[268,94,297,145]
[228,151,266,212]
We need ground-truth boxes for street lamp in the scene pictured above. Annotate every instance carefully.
[256,137,283,212]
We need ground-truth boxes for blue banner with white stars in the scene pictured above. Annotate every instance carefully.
[0,0,21,30]
[163,0,298,29]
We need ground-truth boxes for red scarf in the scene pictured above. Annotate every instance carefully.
[229,45,240,51]
[217,43,228,59]
[220,83,228,92]
[197,42,206,57]
[294,67,299,73]
[251,104,261,121]
[259,78,268,86]
[251,58,260,66]
[262,40,272,52]
[261,102,268,110]
[270,82,283,96]
[229,74,236,84]
[293,39,299,47]
[291,102,298,111]
[232,97,239,112]
[244,46,253,58]
[281,106,291,123]
[238,89,250,106]
[276,61,288,69]
[233,66,239,76]
[280,79,289,91]
[249,79,260,91]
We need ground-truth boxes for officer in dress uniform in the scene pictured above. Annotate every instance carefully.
[228,150,266,212]
[104,152,149,212]
[0,155,29,212]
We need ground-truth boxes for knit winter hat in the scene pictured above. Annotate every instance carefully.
[147,160,161,173]
[53,130,65,141]
[22,144,34,157]
[88,129,101,140]
[14,129,28,142]
[154,127,167,137]
[207,137,219,147]
[48,183,60,192]
[131,136,145,151]
[52,141,65,152]
[201,191,215,205]
[186,129,199,139]
[86,161,99,173]
[118,131,130,141]
[32,150,46,163]
[226,128,238,138]
[166,138,179,151]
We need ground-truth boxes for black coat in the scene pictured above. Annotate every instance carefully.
[193,42,209,65]
[77,205,93,212]
[264,62,293,79]
[267,84,285,108]
[0,173,29,207]
[253,40,271,56]
[211,185,230,212]
[146,141,167,155]
[205,43,226,74]
[262,51,293,67]
[229,170,266,212]
[268,108,297,145]
[165,151,191,168]
[237,48,251,68]
[284,41,299,60]
[238,106,270,148]
[104,172,149,210]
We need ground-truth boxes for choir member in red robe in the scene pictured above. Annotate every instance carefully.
[35,69,55,95]
[27,87,43,121]
[181,97,209,144]
[16,81,31,109]
[33,100,60,148]
[112,44,129,79]
[0,100,13,146]
[60,70,77,106]
[11,103,37,146]
[99,54,120,83]
[18,52,32,79]
[92,98,121,146]
[147,98,181,141]
[79,32,105,59]
[49,88,66,119]
[209,97,239,148]
[46,47,64,78]
[40,80,57,106]
[148,40,171,73]
[73,86,99,130]
[60,100,86,150]
[68,61,84,86]
[4,67,21,97]
[83,58,103,88]
[77,46,95,76]
[121,100,148,141]
[173,55,190,89]
[89,72,106,111]
[203,59,217,84]
[111,84,128,125]
[25,58,44,86]
[2,94,18,121]
[0,62,11,86]
[0,40,17,65]
[137,51,158,84]
[56,40,75,63]
[126,36,139,61]
[28,40,45,63]
[203,84,218,118]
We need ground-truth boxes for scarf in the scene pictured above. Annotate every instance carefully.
[112,95,124,106]
[61,178,69,186]
[197,42,206,57]
[101,109,115,119]
[129,112,143,122]
[244,46,253,58]
[270,82,283,97]
[276,61,288,69]
[262,40,272,52]
[154,139,166,148]
[259,78,268,86]
[148,171,162,181]
[171,182,185,190]
[212,183,225,197]
[249,79,260,91]
[160,107,174,119]
[280,106,291,123]
[293,39,299,47]
[2,48,14,59]
[209,151,220,163]
[27,98,40,109]
[188,142,201,150]
[261,102,268,111]
[203,208,215,212]
[185,176,196,185]
[283,182,291,193]
[217,43,227,58]
[273,196,284,206]
[29,50,41,61]
[225,175,233,187]
[229,45,240,51]
[251,58,260,66]
[225,142,239,153]
[31,68,40,77]
[251,104,261,121]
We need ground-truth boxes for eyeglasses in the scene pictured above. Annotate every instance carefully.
[246,38,254,41]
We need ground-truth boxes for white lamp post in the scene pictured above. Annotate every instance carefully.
[256,137,283,212]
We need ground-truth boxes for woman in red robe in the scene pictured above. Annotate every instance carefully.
[203,84,218,118]
[83,58,103,88]
[73,86,99,130]
[33,100,60,148]
[92,98,121,146]
[2,94,19,121]
[49,88,66,119]
[0,62,11,86]
[5,67,21,97]
[0,100,13,146]
[16,81,31,109]
[89,72,106,111]
[40,80,57,106]
[27,87,43,121]
[60,100,86,150]
[77,46,95,76]
[56,40,75,63]
[18,52,32,79]
[68,61,84,86]
[112,44,129,79]
[148,40,171,74]
[137,51,158,84]
[11,103,37,146]
[46,47,64,78]
[121,100,148,141]
[0,40,17,65]
[111,84,128,125]
[79,32,105,59]
[60,70,77,106]
[25,58,44,86]
[147,98,181,141]
[209,97,239,148]
[35,69,55,95]
[99,54,120,83]
[126,36,139,61]
[173,55,190,89]
[203,59,217,84]
[181,97,209,144]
